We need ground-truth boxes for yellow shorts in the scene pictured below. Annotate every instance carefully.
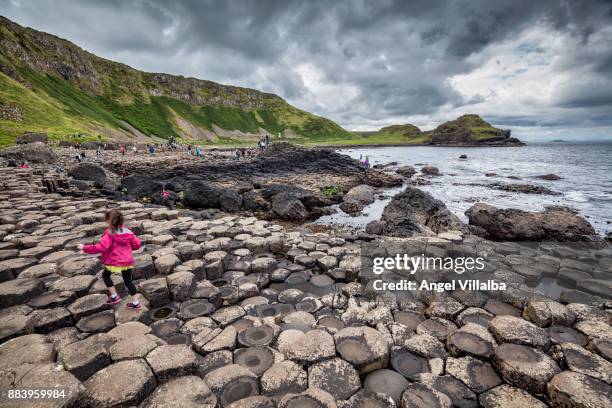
[105,265,133,274]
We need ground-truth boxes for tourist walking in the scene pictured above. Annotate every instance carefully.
[132,145,138,155]
[77,209,142,309]
[119,144,126,156]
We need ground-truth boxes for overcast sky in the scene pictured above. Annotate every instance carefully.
[2,0,612,140]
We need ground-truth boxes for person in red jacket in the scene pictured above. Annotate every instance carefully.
[78,209,142,309]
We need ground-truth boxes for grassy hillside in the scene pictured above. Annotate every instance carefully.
[0,16,352,147]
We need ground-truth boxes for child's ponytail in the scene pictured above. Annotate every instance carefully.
[105,209,124,233]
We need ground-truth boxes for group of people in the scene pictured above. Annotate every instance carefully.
[359,154,371,168]
[258,134,270,152]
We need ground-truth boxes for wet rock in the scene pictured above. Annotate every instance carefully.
[446,356,502,393]
[204,364,259,407]
[261,360,308,396]
[536,173,561,180]
[234,346,275,376]
[421,166,440,176]
[479,384,547,408]
[489,315,550,350]
[400,383,451,408]
[456,307,494,327]
[145,344,198,381]
[547,371,611,408]
[141,375,217,408]
[390,350,430,380]
[483,299,521,317]
[363,368,409,404]
[465,203,601,242]
[308,357,361,400]
[396,165,416,178]
[238,324,277,347]
[76,309,115,333]
[277,329,335,364]
[83,359,156,407]
[493,343,561,394]
[278,388,336,408]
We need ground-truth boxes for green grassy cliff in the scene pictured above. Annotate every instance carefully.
[0,16,352,146]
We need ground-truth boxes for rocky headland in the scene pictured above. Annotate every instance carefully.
[0,142,610,407]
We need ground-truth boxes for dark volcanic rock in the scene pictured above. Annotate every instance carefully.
[465,203,600,242]
[381,187,464,236]
[68,162,107,186]
[16,132,48,144]
[183,180,222,209]
[0,142,57,164]
[271,193,309,221]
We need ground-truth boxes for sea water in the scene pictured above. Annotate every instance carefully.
[316,142,612,236]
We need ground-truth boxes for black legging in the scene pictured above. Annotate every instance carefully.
[102,268,137,296]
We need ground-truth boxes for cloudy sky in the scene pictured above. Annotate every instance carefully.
[2,0,612,140]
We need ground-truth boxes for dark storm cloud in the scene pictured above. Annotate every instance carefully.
[1,0,611,137]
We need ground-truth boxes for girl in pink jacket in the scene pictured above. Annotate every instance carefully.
[78,209,142,309]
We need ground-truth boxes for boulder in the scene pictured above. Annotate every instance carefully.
[381,187,464,236]
[396,165,416,178]
[68,163,107,186]
[421,166,440,176]
[167,271,196,301]
[0,142,58,164]
[219,190,243,212]
[183,180,222,208]
[16,132,48,144]
[344,185,376,206]
[0,278,45,307]
[271,193,309,221]
[465,203,601,242]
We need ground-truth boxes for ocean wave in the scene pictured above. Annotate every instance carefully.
[564,191,589,203]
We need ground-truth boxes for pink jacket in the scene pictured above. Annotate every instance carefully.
[83,227,141,267]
